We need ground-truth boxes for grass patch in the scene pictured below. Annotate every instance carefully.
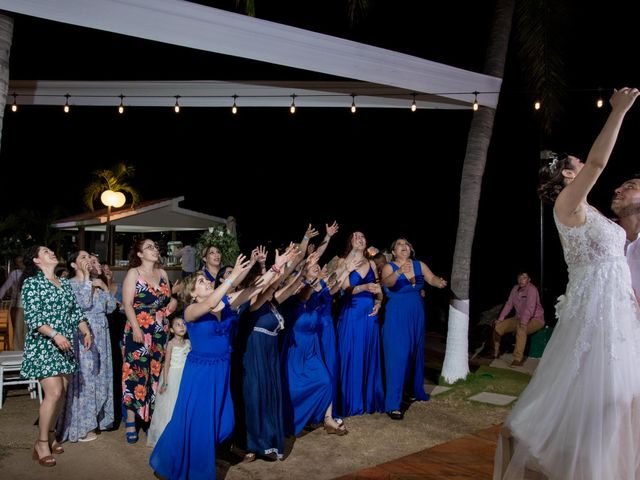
[437,365,531,402]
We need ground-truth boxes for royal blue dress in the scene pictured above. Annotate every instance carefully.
[337,267,384,416]
[382,260,429,412]
[149,297,235,480]
[282,291,333,435]
[317,281,339,408]
[241,301,285,458]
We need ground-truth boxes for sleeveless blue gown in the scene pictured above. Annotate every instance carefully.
[149,297,235,480]
[317,281,339,409]
[382,260,429,413]
[337,267,384,416]
[282,290,333,435]
[241,302,285,458]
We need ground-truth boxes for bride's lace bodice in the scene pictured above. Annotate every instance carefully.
[553,205,626,268]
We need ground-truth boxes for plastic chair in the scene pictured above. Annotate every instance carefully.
[0,350,42,409]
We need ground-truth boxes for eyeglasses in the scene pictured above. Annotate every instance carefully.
[143,243,159,251]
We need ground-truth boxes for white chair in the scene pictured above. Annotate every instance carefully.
[0,350,42,409]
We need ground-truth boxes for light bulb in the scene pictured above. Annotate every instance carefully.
[231,95,238,114]
[596,98,604,108]
[411,95,417,112]
[534,101,541,110]
[350,95,357,113]
[63,94,70,113]
[174,96,180,113]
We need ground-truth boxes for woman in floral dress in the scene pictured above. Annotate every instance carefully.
[121,238,176,443]
[58,252,117,442]
[20,245,92,467]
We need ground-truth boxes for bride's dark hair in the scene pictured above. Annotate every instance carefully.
[538,151,574,204]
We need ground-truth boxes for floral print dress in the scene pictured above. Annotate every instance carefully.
[21,272,85,379]
[122,274,171,422]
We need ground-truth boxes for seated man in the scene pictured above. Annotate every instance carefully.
[493,272,545,367]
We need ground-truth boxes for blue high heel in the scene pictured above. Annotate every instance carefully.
[125,421,138,444]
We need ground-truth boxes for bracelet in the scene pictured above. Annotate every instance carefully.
[395,270,402,277]
[162,383,168,387]
[49,329,59,339]
[224,278,233,286]
[303,235,309,241]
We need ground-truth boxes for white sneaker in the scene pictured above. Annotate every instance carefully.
[78,431,97,442]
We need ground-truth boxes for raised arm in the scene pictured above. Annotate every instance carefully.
[556,87,639,224]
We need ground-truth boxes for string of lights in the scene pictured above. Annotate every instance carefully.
[6,88,611,114]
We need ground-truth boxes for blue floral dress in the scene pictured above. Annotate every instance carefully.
[59,281,117,441]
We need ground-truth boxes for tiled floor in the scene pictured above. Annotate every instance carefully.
[335,424,500,480]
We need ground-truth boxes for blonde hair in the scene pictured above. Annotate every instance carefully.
[181,271,206,305]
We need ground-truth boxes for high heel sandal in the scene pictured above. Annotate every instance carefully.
[32,439,56,467]
[125,421,138,444]
[49,430,64,454]
[323,416,348,436]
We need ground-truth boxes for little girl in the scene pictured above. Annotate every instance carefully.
[146,315,191,447]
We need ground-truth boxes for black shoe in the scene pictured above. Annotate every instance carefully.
[259,452,279,462]
[387,410,404,420]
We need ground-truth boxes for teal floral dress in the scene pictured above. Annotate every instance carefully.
[122,274,171,422]
[21,272,85,379]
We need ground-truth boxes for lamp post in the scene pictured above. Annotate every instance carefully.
[100,189,126,265]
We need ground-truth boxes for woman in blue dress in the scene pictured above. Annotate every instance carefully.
[381,238,447,420]
[150,255,250,480]
[282,262,347,436]
[337,231,385,416]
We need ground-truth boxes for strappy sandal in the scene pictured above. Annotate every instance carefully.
[125,421,138,444]
[323,416,348,436]
[49,430,64,454]
[32,439,56,467]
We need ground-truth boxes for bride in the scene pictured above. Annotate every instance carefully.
[494,87,640,479]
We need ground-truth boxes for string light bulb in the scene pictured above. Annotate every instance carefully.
[63,93,70,113]
[231,95,238,115]
[118,94,125,114]
[411,93,417,112]
[350,95,357,113]
[596,88,604,108]
[472,91,479,111]
[174,95,181,113]
[534,100,541,111]
[10,93,17,112]
[290,94,296,114]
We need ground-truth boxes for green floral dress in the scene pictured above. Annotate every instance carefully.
[20,272,85,379]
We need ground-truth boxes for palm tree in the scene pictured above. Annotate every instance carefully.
[441,0,515,383]
[0,13,14,151]
[441,0,568,383]
[83,163,141,211]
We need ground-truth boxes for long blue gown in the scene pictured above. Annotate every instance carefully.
[149,297,235,480]
[382,260,429,413]
[282,291,333,435]
[316,281,339,409]
[337,267,384,416]
[241,302,285,458]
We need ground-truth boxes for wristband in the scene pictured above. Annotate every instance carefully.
[224,279,233,286]
[49,329,59,339]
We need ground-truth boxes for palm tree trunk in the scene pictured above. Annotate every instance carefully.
[441,0,514,383]
[0,13,13,151]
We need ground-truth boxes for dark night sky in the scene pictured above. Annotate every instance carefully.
[2,1,640,325]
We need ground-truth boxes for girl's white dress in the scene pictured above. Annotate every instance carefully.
[147,340,191,447]
[494,206,640,479]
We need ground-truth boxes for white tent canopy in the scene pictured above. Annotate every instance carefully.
[0,0,502,109]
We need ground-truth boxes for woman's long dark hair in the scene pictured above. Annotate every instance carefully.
[538,152,574,204]
[18,245,43,291]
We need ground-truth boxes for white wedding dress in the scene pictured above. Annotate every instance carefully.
[494,205,640,480]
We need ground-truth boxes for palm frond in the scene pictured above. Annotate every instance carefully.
[514,0,568,135]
